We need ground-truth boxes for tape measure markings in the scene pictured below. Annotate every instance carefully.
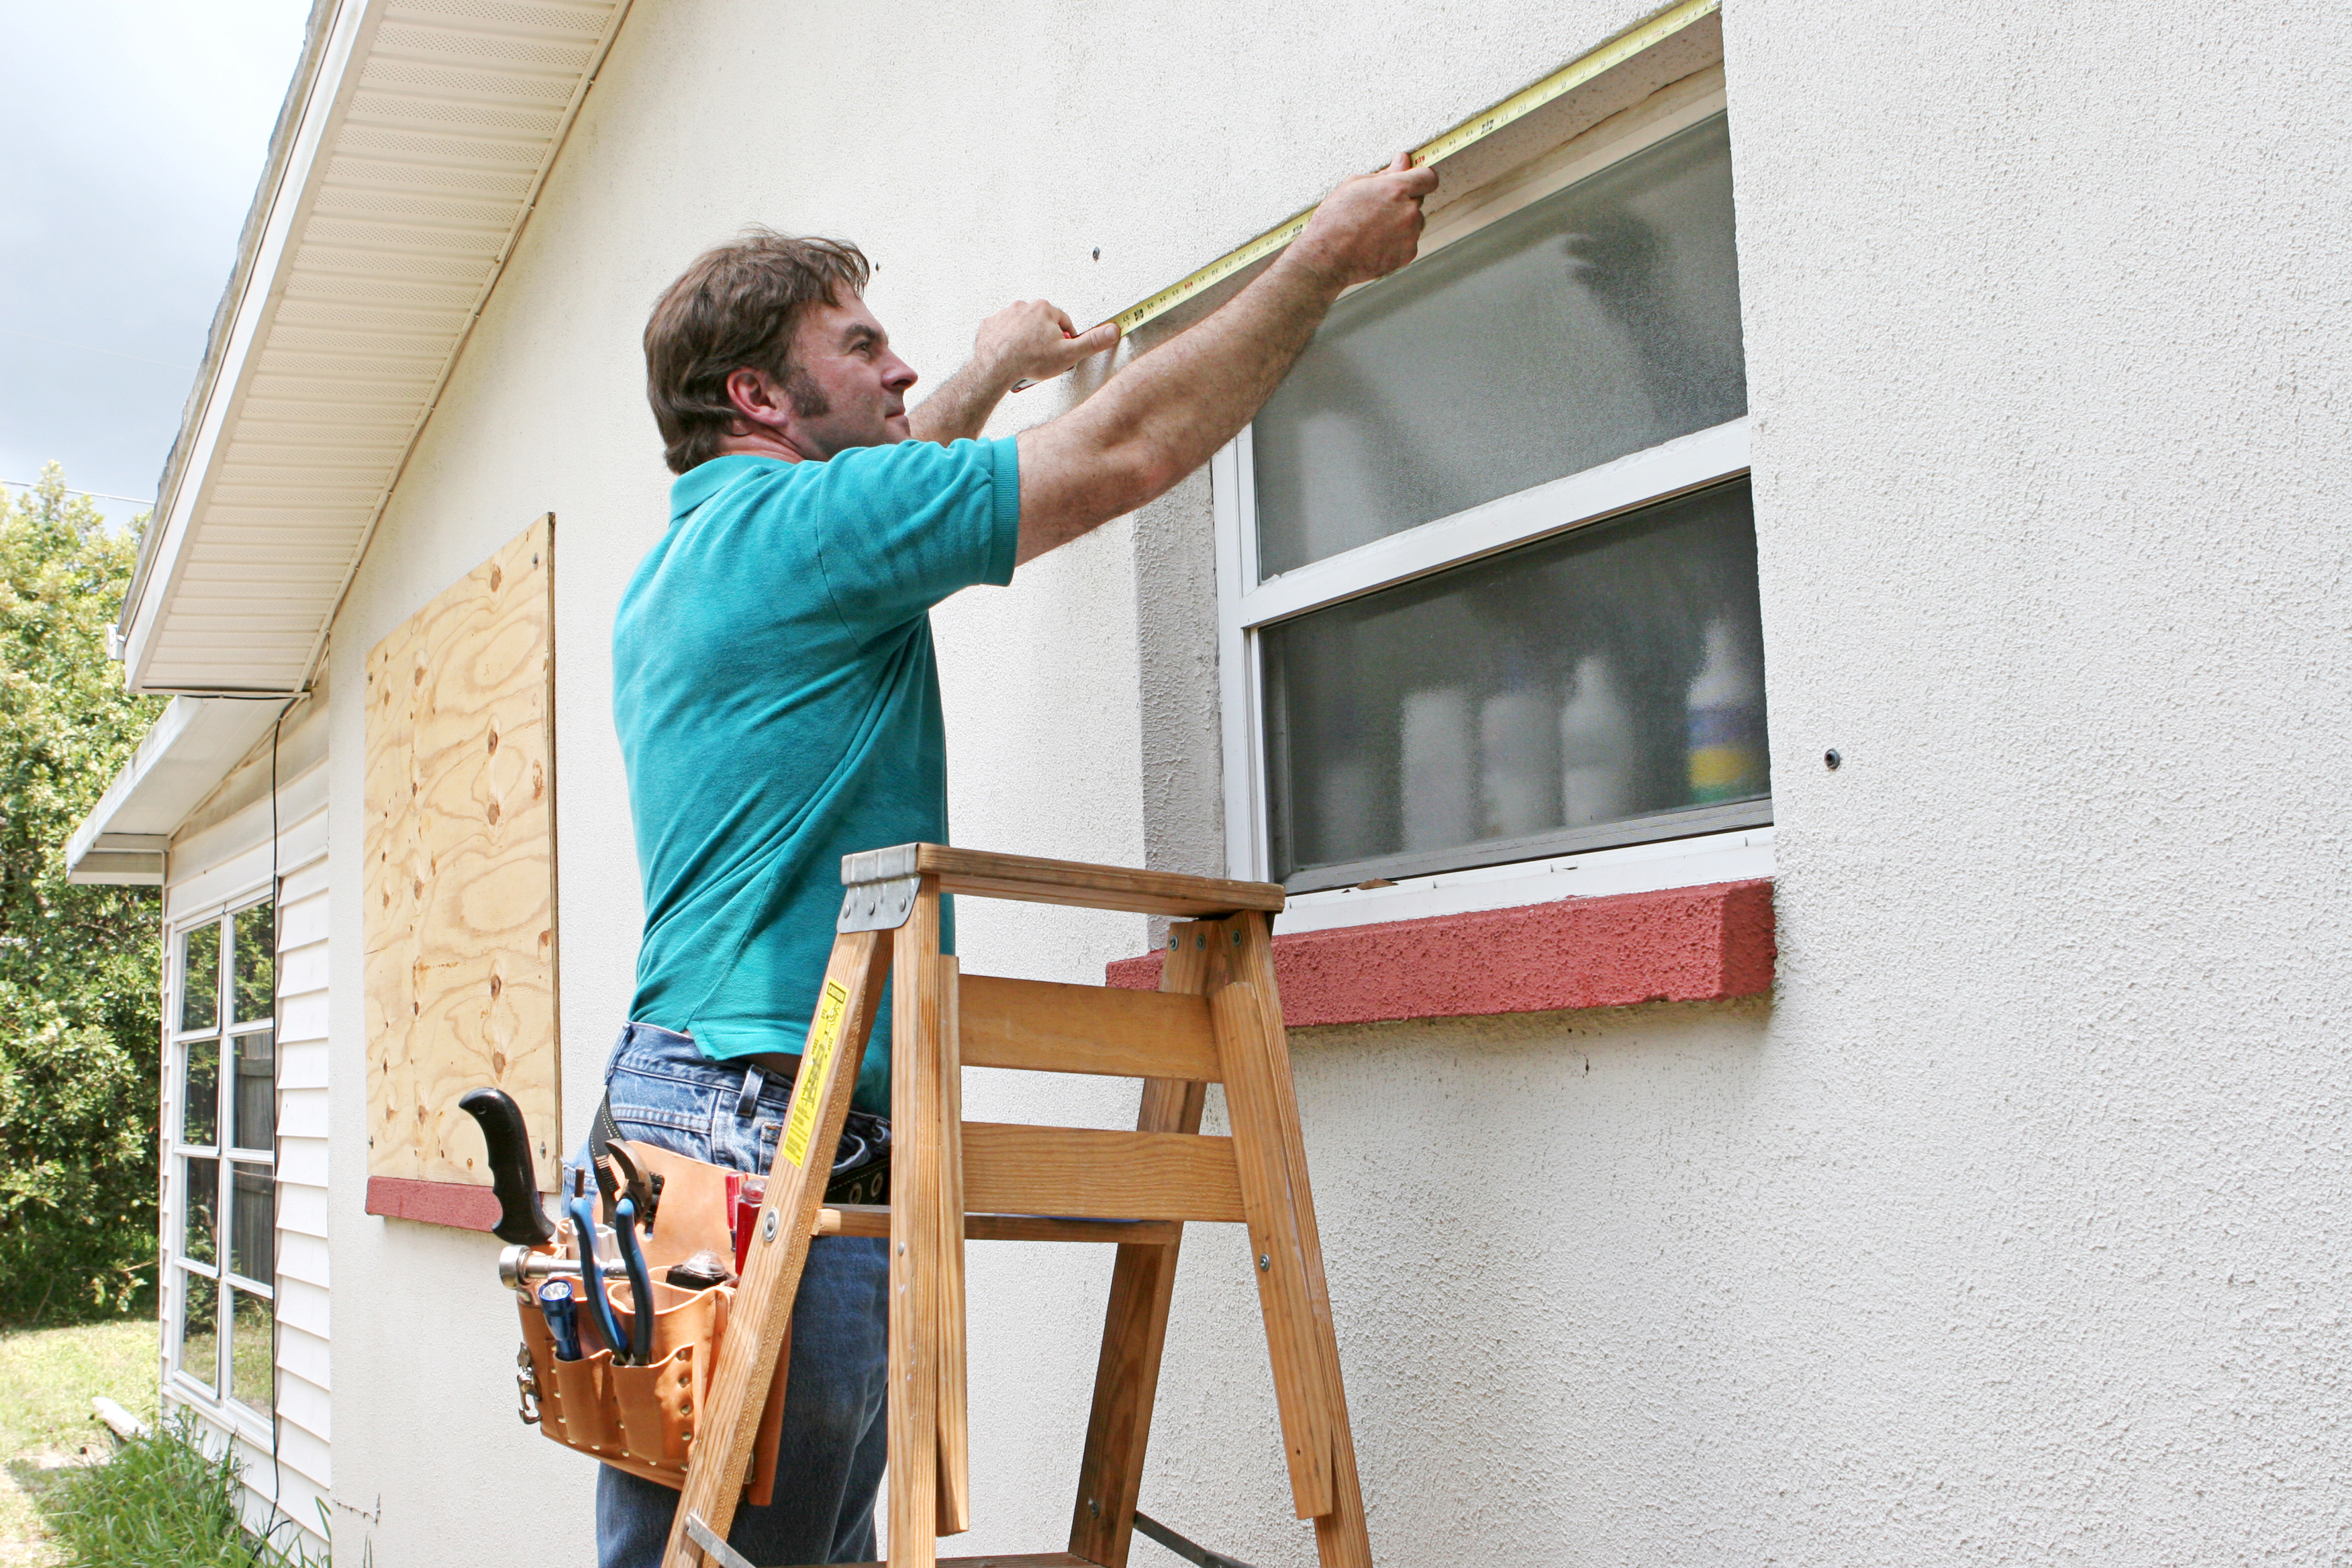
[1108,0,1721,337]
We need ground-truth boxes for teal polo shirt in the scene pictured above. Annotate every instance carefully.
[611,438,1020,1114]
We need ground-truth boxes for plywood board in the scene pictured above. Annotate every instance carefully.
[364,517,558,1190]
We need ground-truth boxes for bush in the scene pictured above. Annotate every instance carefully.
[0,468,166,1322]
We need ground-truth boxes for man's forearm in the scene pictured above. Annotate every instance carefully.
[1085,250,1347,485]
[1014,252,1349,556]
[1012,155,1430,561]
[908,356,1017,444]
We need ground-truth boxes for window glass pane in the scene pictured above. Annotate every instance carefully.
[232,902,275,1026]
[183,1157,218,1266]
[178,1270,218,1392]
[230,1164,274,1285]
[231,1030,275,1152]
[179,924,220,1033]
[183,1036,219,1148]
[230,1289,275,1414]
[1261,479,1767,887]
[1255,114,1746,577]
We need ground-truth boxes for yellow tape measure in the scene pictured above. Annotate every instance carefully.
[1108,0,1720,337]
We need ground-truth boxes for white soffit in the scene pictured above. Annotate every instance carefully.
[65,699,291,884]
[119,0,632,696]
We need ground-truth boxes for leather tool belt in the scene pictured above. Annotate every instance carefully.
[517,1089,888,1496]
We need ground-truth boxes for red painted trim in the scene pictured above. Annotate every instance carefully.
[364,1175,503,1233]
[1108,878,1775,1026]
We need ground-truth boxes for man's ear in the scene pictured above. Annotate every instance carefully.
[724,366,788,434]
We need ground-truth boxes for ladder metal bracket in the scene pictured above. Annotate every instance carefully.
[839,842,921,884]
[1133,1510,1262,1568]
[837,873,920,932]
[683,1513,757,1568]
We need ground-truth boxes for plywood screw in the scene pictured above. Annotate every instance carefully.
[762,1209,778,1242]
[1168,933,1179,950]
[1257,1253,1271,1272]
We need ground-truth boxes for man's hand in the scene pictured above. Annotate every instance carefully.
[909,298,1119,445]
[975,300,1121,389]
[1287,153,1438,290]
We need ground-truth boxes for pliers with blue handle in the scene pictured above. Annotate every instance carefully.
[611,1194,656,1364]
[567,1187,655,1365]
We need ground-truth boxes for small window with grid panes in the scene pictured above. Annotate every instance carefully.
[167,896,276,1415]
[1216,84,1767,894]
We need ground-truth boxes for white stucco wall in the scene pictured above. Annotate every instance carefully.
[313,0,2351,1563]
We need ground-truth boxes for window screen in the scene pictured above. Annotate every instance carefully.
[1253,113,1746,577]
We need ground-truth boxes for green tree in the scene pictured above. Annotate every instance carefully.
[0,464,165,1321]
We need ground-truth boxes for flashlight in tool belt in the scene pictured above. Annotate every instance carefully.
[537,1279,582,1361]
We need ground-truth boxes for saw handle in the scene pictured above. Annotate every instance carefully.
[458,1087,556,1246]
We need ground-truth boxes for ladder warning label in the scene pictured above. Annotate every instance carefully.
[783,979,851,1167]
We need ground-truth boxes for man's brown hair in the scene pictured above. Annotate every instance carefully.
[644,229,873,474]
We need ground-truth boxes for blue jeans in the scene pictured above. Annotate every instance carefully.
[582,1023,889,1568]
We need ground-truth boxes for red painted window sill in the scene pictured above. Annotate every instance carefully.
[366,1175,503,1233]
[1107,877,1774,1026]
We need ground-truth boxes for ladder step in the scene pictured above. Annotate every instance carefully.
[842,842,1284,918]
[965,1122,1246,1223]
[961,974,1222,1082]
[774,1557,1100,1567]
[816,1205,1180,1246]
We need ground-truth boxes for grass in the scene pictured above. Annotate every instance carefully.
[0,1318,330,1567]
[0,1317,156,1565]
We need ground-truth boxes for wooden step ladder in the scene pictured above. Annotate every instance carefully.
[660,843,1371,1568]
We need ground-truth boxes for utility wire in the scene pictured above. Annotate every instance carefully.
[1,478,156,505]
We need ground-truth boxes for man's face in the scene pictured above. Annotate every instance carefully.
[781,295,918,457]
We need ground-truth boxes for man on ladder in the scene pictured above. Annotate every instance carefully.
[598,152,1435,1567]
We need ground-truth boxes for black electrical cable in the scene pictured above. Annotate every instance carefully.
[248,697,302,1565]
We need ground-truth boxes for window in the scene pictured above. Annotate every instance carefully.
[167,896,276,1416]
[1216,86,1765,895]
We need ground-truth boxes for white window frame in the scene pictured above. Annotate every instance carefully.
[1212,77,1769,929]
[162,886,279,1438]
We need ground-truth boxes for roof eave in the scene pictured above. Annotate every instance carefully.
[64,698,291,885]
[116,0,637,697]
[117,0,345,687]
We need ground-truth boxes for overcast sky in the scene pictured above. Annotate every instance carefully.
[1,0,314,528]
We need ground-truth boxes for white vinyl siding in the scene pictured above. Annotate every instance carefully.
[268,850,333,1531]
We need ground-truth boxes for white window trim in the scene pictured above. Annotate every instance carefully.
[1212,77,1769,926]
[162,885,279,1443]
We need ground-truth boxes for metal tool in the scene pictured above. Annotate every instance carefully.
[1132,1511,1261,1568]
[1101,0,1719,338]
[456,1087,555,1246]
[611,1194,657,1365]
[605,1139,665,1232]
[499,1244,625,1291]
[567,1181,632,1363]
[682,1512,757,1568]
[537,1279,582,1361]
